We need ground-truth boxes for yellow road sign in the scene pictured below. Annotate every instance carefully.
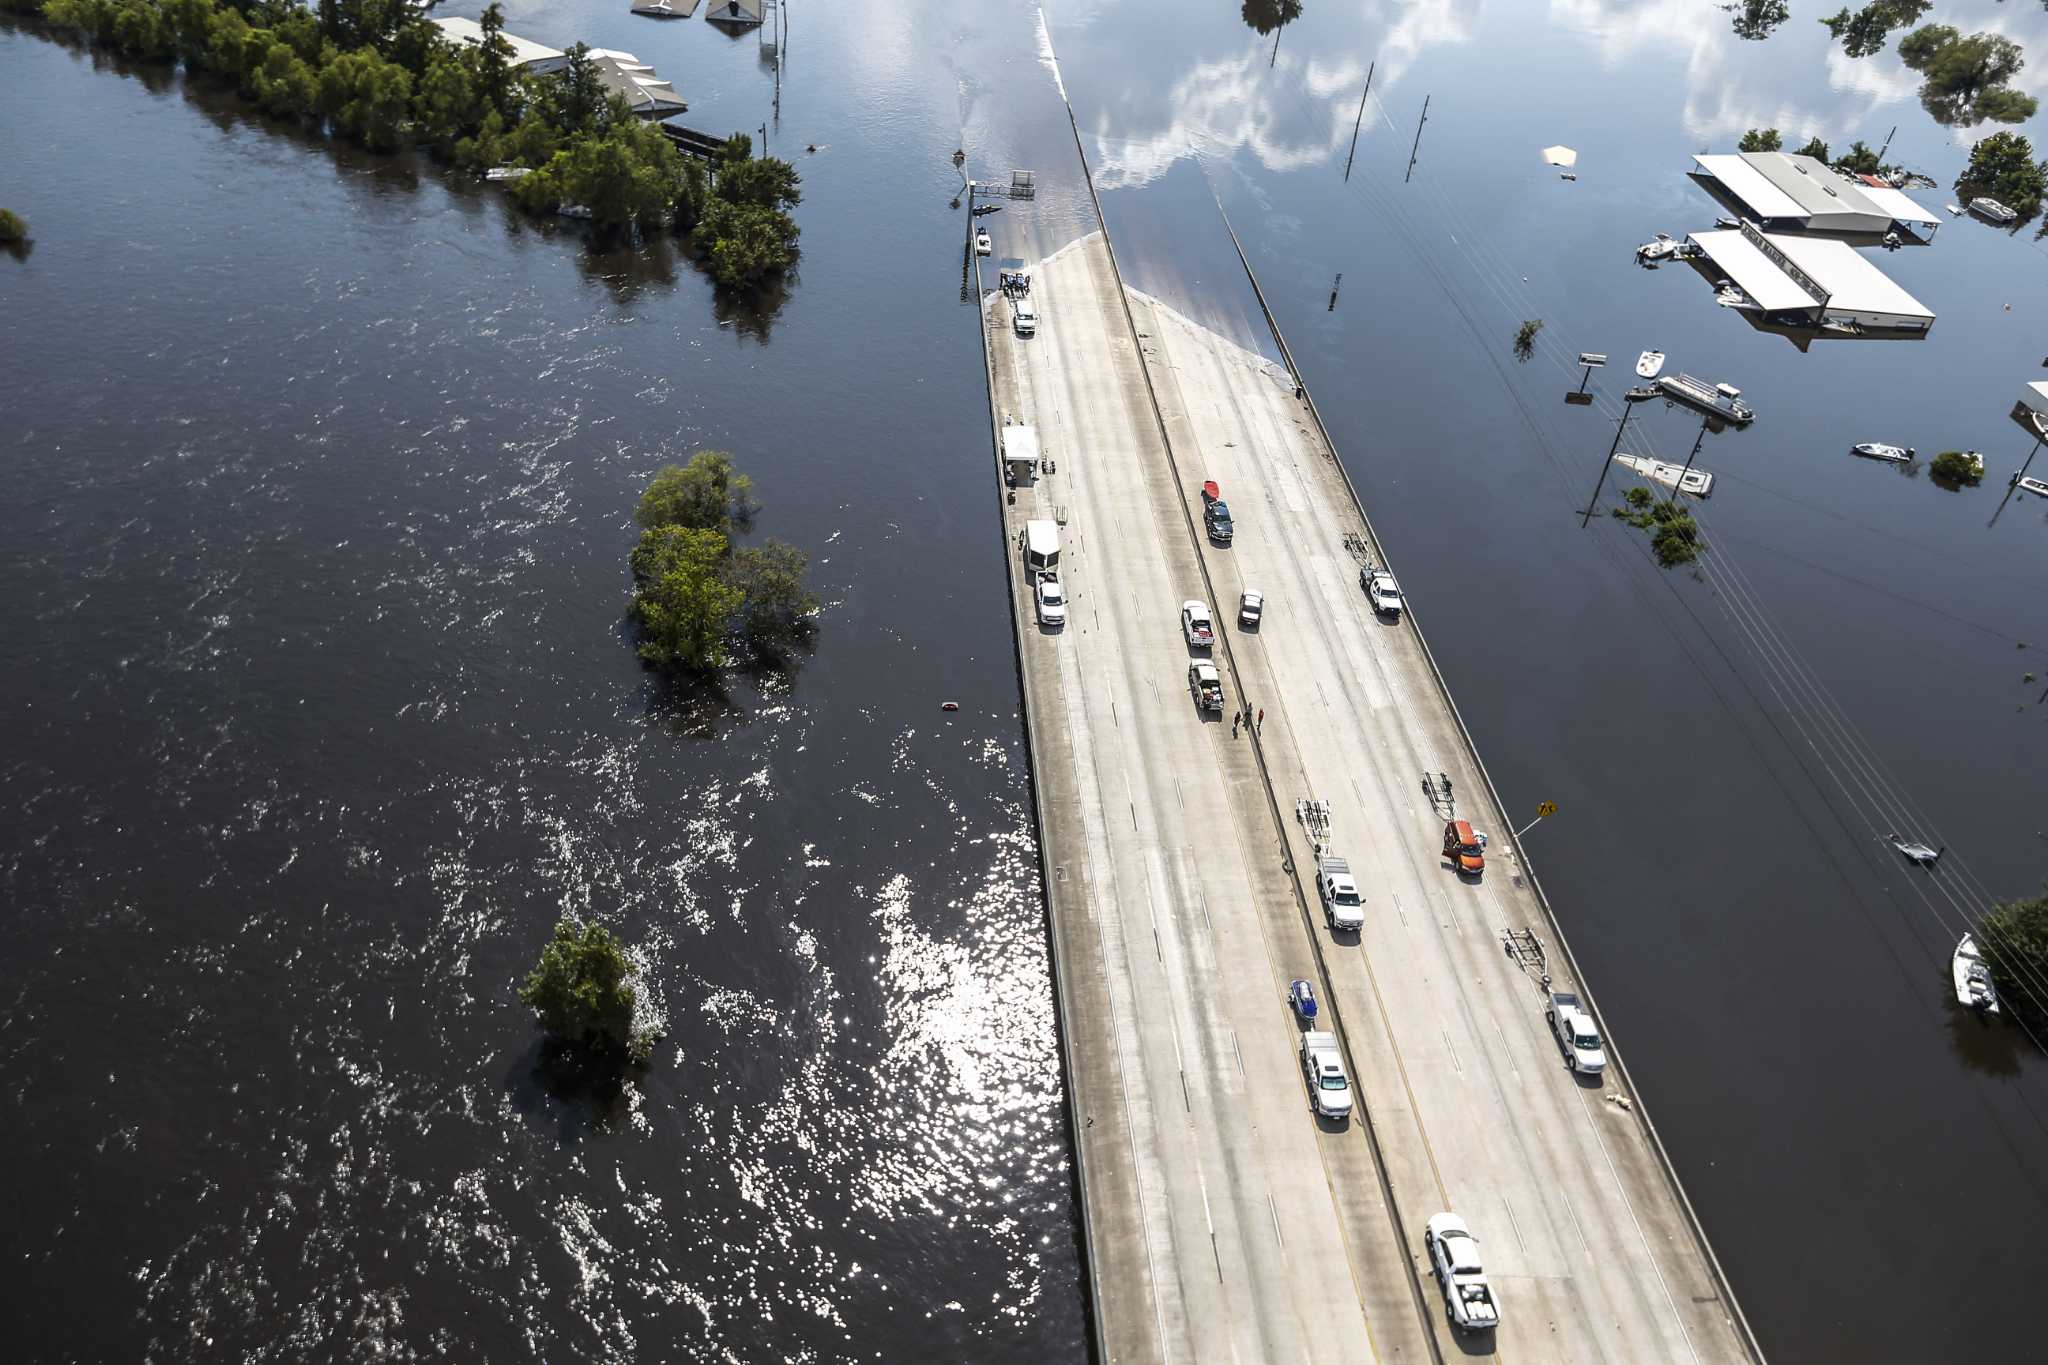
[1536,801,1557,818]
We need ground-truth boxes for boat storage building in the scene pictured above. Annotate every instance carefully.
[432,16,569,74]
[1691,151,1940,239]
[1683,223,1935,333]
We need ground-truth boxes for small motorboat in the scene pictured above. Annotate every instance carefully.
[1636,350,1665,379]
[1852,443,1914,463]
[631,0,686,15]
[1970,196,2018,224]
[1615,453,1713,497]
[1636,233,1677,261]
[1714,215,1741,230]
[2013,472,2048,498]
[557,203,595,220]
[1887,832,1942,866]
[975,228,992,256]
[483,165,532,182]
[1953,934,2000,1013]
[1289,979,1319,1022]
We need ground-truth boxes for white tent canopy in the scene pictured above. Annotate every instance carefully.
[1541,145,1578,168]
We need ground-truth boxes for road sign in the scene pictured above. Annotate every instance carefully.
[1536,801,1557,818]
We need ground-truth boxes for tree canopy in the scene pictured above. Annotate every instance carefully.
[627,455,817,674]
[1899,25,2038,126]
[1958,131,2048,217]
[1979,893,2048,1036]
[1793,136,1831,162]
[519,917,639,1053]
[1725,0,1790,41]
[1820,0,1928,59]
[631,525,743,671]
[636,450,757,535]
[1738,128,1783,153]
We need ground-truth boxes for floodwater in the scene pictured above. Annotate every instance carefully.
[2,0,2046,1361]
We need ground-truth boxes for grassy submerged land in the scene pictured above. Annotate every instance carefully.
[6,0,801,284]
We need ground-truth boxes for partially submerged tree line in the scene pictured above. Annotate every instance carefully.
[11,0,800,284]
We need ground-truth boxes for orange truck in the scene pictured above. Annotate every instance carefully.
[1443,819,1485,876]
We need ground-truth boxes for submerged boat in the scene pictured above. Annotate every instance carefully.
[1655,373,1754,425]
[1636,232,1677,261]
[1636,350,1665,379]
[1970,196,2018,224]
[1887,832,1942,866]
[1615,454,1714,497]
[1852,442,1914,463]
[1946,202,1965,216]
[2013,472,2048,498]
[1953,934,2000,1013]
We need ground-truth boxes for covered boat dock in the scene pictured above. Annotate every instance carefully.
[1685,224,1935,334]
[1691,152,1941,241]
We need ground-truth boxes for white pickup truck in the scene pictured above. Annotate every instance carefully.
[1181,600,1214,649]
[1546,992,1607,1073]
[1316,856,1364,932]
[1299,1030,1352,1119]
[1425,1213,1500,1332]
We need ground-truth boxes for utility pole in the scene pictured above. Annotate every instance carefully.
[1581,391,1648,527]
[760,121,768,157]
[1344,61,1375,183]
[1877,123,1896,164]
[1991,435,2043,527]
[1405,95,1430,184]
[1663,414,1712,511]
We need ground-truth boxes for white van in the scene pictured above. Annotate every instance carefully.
[1013,297,1038,337]
[1024,519,1060,574]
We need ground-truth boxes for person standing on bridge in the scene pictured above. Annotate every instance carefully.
[1257,707,1264,734]
[1232,712,1240,738]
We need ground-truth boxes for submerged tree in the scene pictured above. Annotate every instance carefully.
[1512,319,1543,362]
[1899,25,2037,126]
[1820,0,1929,59]
[1725,0,1790,41]
[1612,486,1704,567]
[1929,451,1985,486]
[636,451,757,535]
[1240,0,1303,36]
[631,525,742,671]
[724,540,820,662]
[0,209,25,242]
[1979,893,2048,1037]
[519,918,641,1055]
[1958,130,2048,217]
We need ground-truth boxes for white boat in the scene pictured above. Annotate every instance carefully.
[557,203,595,220]
[1636,233,1676,261]
[631,0,686,14]
[1887,832,1942,866]
[1852,442,1914,463]
[1970,196,2018,224]
[1635,350,1665,379]
[1615,453,1713,497]
[1953,934,2000,1013]
[1656,373,1754,424]
[1714,284,1757,311]
[1714,215,1741,230]
[1945,202,1965,216]
[2013,472,2048,498]
[975,229,992,256]
[483,165,532,182]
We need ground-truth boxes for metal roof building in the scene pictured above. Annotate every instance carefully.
[1692,152,1939,239]
[586,51,686,117]
[706,0,764,26]
[431,17,569,74]
[1685,224,1935,333]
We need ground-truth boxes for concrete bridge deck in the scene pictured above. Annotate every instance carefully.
[981,232,1757,1364]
